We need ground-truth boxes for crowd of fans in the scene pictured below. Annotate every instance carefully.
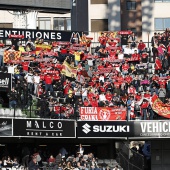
[1,29,170,120]
[0,144,121,170]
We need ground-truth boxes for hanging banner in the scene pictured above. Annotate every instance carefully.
[0,73,12,91]
[3,51,21,63]
[80,107,127,120]
[61,61,77,77]
[152,95,170,119]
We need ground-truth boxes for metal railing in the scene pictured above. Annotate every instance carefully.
[0,102,78,119]
[117,142,145,170]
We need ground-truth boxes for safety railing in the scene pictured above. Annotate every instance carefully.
[117,142,145,170]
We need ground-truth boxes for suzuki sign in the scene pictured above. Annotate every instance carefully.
[77,121,133,138]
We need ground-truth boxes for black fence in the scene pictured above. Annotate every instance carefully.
[0,98,78,120]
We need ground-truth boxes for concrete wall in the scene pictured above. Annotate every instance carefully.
[152,140,170,170]
[142,1,170,45]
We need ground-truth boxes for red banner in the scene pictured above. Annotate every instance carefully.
[102,58,123,63]
[93,68,115,74]
[80,107,126,120]
[9,34,24,39]
[106,46,122,51]
[152,95,170,119]
[52,41,70,46]
[43,51,58,56]
[35,58,53,62]
[70,46,86,51]
[45,70,59,74]
[118,31,132,35]
[125,57,140,62]
[21,51,36,55]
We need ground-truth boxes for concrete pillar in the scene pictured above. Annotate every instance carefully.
[108,0,121,31]
[26,11,38,29]
[109,140,116,159]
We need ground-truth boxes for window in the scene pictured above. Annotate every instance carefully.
[0,23,13,28]
[155,18,170,30]
[38,17,51,30]
[53,18,71,31]
[155,0,170,2]
[126,1,136,10]
[91,19,108,32]
[128,28,136,33]
[91,0,108,4]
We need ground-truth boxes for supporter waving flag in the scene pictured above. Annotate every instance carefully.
[61,61,77,77]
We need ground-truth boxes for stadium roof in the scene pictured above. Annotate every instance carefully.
[0,0,71,14]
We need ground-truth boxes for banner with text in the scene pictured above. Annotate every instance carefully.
[77,120,170,138]
[80,107,127,120]
[132,121,170,138]
[0,28,81,41]
[77,121,133,138]
[0,73,12,91]
[13,119,76,138]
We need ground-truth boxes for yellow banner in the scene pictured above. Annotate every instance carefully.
[61,61,77,77]
[3,51,21,63]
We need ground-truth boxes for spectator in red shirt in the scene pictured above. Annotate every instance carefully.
[135,92,142,101]
[141,99,149,120]
[131,50,140,61]
[87,90,94,101]
[22,61,30,73]
[105,91,113,102]
[44,73,53,96]
[121,62,129,75]
[98,32,107,48]
[155,57,162,75]
[90,97,98,107]
[83,98,90,106]
[48,155,56,166]
[52,102,61,119]
[97,63,104,70]
[128,84,136,96]
[144,90,151,99]
[63,79,71,99]
[138,40,146,54]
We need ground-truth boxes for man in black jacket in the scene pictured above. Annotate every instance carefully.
[28,157,39,170]
[8,87,17,108]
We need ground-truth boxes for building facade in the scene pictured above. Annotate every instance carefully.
[0,1,169,42]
